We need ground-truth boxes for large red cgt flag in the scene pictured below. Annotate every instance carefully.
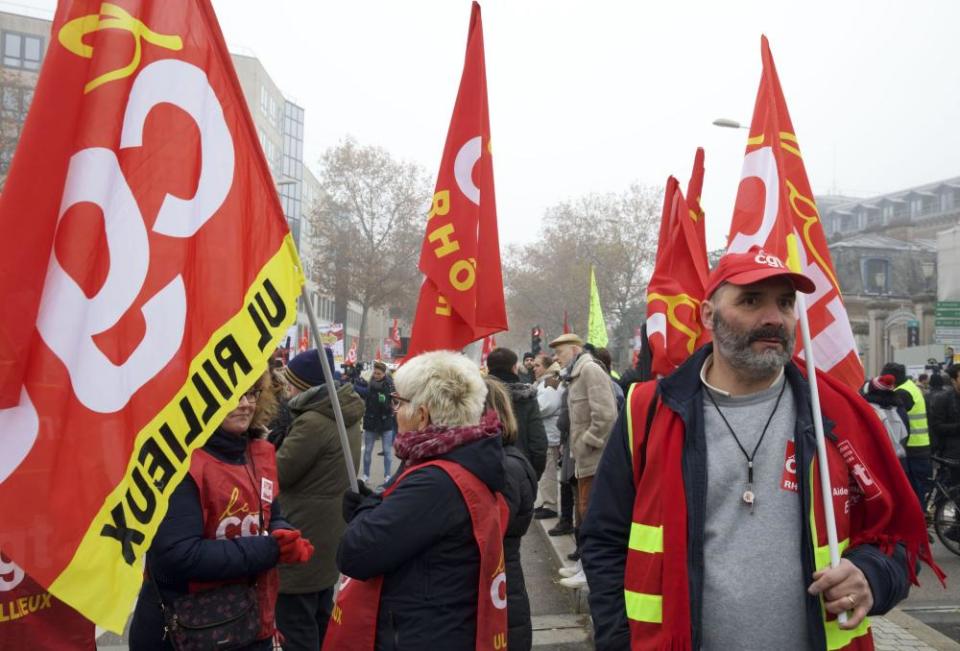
[406,2,507,358]
[726,36,863,389]
[646,175,711,377]
[0,0,303,631]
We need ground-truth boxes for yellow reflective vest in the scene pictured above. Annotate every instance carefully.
[897,380,930,449]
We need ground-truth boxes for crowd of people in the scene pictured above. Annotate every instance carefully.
[125,248,958,651]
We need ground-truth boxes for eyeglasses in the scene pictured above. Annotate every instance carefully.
[240,388,262,403]
[390,392,410,412]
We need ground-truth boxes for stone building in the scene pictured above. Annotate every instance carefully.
[820,176,960,376]
[828,234,937,377]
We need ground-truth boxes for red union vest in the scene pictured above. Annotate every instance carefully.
[0,553,95,651]
[322,459,509,651]
[622,381,874,651]
[187,438,279,641]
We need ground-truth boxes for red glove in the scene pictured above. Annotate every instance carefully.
[271,529,314,564]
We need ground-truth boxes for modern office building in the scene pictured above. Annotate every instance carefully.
[0,9,49,184]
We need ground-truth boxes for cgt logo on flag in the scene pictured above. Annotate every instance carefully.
[725,36,863,390]
[0,0,303,633]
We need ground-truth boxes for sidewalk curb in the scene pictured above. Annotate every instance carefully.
[883,608,960,650]
[535,515,578,571]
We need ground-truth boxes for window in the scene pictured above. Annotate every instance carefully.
[2,32,43,70]
[862,258,890,295]
[941,191,954,212]
[910,197,923,218]
[882,203,894,221]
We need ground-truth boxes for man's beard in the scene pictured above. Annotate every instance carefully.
[712,309,794,378]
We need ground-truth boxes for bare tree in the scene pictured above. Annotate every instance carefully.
[307,137,430,358]
[502,184,661,368]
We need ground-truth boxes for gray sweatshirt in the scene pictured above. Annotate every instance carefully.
[701,369,812,651]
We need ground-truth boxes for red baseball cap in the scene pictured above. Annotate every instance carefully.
[704,246,816,298]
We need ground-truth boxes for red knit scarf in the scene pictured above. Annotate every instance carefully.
[634,364,944,649]
[394,411,501,462]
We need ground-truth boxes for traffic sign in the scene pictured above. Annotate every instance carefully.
[936,301,960,318]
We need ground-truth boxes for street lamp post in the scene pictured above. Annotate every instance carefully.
[712,118,748,130]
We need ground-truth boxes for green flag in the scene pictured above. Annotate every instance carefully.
[587,265,608,347]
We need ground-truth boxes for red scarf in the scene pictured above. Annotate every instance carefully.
[394,411,501,462]
[627,363,944,650]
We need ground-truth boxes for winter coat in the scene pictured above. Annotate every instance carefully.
[536,384,563,446]
[277,383,364,593]
[336,436,506,651]
[363,376,396,433]
[267,399,294,449]
[566,352,618,478]
[489,370,548,479]
[929,389,960,459]
[502,444,538,651]
[582,345,913,651]
[129,429,290,651]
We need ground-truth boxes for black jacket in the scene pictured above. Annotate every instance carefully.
[337,436,506,651]
[489,370,548,479]
[129,429,291,651]
[581,345,912,651]
[502,444,537,651]
[929,389,960,459]
[362,376,397,433]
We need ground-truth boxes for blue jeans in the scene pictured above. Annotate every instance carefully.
[362,429,395,479]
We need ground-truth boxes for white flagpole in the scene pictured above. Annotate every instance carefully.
[301,287,359,493]
[795,291,848,625]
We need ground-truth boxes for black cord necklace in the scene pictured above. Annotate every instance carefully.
[705,377,787,515]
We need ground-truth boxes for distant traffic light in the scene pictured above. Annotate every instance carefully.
[531,326,543,354]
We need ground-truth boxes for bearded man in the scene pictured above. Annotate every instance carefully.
[581,247,939,651]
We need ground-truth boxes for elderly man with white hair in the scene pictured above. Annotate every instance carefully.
[327,351,509,651]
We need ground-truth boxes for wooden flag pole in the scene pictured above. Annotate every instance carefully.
[301,287,358,493]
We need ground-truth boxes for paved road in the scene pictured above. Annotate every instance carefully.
[900,540,960,642]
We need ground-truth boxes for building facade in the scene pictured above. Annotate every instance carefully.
[819,176,960,376]
[0,9,49,185]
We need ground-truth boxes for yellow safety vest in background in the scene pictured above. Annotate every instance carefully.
[897,380,930,448]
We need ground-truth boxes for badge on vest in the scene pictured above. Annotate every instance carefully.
[837,440,883,502]
[261,478,274,504]
[781,440,798,493]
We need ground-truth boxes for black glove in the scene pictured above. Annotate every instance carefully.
[342,480,375,523]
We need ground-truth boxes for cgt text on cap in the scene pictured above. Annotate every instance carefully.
[704,246,816,298]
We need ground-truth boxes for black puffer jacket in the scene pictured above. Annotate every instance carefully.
[489,370,548,479]
[502,444,537,651]
[930,389,960,459]
[337,436,505,651]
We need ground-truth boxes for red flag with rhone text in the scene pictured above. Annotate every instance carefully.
[407,2,507,358]
[646,176,711,377]
[725,36,863,389]
[0,0,303,632]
